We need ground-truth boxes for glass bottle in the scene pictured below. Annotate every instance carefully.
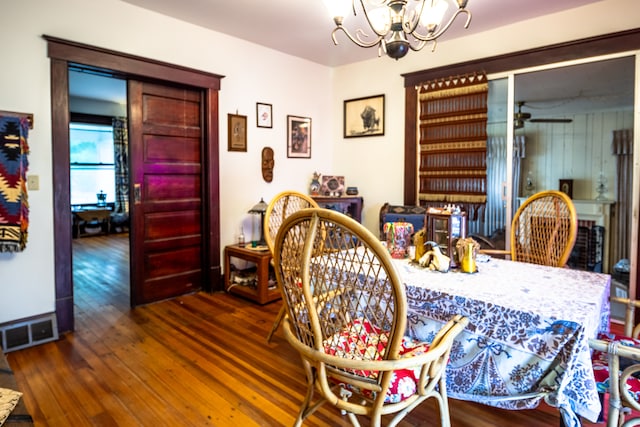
[238,227,245,246]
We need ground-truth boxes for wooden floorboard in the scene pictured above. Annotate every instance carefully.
[5,233,585,426]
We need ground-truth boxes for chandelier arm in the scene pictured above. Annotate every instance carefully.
[408,39,432,53]
[331,26,384,49]
[411,8,471,42]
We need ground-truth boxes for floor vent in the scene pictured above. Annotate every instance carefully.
[1,313,59,352]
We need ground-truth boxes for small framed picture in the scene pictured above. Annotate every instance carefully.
[256,102,272,128]
[287,115,311,158]
[559,179,573,198]
[228,113,247,152]
[320,175,345,197]
[344,94,385,138]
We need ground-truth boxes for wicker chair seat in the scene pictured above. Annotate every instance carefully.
[324,317,431,403]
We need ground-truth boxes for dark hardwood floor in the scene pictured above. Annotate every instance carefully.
[5,234,586,426]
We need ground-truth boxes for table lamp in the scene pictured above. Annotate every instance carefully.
[248,198,268,246]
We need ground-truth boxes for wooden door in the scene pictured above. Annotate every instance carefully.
[128,80,204,305]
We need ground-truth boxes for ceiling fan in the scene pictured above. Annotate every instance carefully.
[514,101,573,129]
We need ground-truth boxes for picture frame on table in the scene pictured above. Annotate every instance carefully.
[343,94,385,138]
[228,113,247,152]
[320,175,345,197]
[559,179,573,198]
[287,115,311,158]
[256,102,272,128]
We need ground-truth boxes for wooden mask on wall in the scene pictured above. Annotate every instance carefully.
[262,147,274,182]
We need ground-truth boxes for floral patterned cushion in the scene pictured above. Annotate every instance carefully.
[324,318,431,403]
[592,331,640,402]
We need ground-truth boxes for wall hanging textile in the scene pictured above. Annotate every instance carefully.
[417,72,488,220]
[0,116,29,252]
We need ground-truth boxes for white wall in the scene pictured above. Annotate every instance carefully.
[0,0,638,326]
[0,0,333,324]
[521,110,635,200]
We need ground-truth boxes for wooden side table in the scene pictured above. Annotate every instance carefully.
[223,244,280,304]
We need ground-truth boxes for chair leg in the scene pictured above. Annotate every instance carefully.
[266,304,286,342]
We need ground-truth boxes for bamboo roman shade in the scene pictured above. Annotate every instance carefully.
[417,72,488,219]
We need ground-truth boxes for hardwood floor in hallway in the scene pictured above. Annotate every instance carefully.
[5,234,580,426]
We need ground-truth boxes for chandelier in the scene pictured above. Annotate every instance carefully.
[323,0,472,60]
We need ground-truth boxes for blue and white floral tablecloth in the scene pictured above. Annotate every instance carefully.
[393,257,610,426]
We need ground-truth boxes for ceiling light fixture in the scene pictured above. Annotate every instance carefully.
[324,0,471,60]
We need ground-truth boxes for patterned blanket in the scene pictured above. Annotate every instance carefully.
[0,116,29,252]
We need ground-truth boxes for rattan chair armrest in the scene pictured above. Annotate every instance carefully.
[479,249,510,259]
[589,338,640,414]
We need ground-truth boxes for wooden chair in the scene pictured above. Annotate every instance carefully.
[273,207,469,427]
[264,191,319,342]
[589,297,640,426]
[481,190,578,267]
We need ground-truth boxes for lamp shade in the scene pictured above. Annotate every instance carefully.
[248,198,268,214]
[323,0,351,19]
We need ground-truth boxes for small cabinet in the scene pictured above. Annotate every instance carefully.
[312,196,363,222]
[425,212,467,268]
[224,244,280,304]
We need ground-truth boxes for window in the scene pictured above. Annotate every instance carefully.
[69,122,115,205]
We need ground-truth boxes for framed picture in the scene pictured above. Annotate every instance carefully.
[559,179,573,198]
[343,94,385,138]
[256,102,272,128]
[320,175,345,197]
[287,115,311,158]
[228,113,247,152]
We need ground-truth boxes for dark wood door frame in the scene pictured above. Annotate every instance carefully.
[45,35,224,334]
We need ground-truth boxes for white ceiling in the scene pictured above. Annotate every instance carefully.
[120,0,601,68]
[69,0,635,117]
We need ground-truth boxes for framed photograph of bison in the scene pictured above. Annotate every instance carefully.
[343,94,385,138]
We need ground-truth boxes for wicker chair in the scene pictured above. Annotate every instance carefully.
[481,190,578,267]
[273,207,469,427]
[589,297,640,426]
[264,191,319,342]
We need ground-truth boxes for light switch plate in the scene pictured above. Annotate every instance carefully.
[27,174,39,190]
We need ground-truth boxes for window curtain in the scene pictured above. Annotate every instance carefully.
[467,135,526,237]
[417,72,488,220]
[612,129,633,262]
[113,117,129,214]
[0,116,29,252]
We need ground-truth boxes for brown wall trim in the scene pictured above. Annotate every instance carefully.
[44,35,224,89]
[402,28,640,87]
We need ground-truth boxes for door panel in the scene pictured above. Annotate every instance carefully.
[129,80,204,305]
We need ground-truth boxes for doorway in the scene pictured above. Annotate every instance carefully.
[46,36,223,334]
[69,69,130,308]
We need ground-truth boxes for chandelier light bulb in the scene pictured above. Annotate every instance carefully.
[420,0,449,29]
[323,0,351,22]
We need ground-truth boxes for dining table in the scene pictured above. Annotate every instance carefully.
[391,256,611,427]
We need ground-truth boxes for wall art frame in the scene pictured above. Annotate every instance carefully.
[228,113,247,152]
[559,179,573,198]
[343,94,385,138]
[256,102,272,128]
[320,175,345,197]
[287,115,311,158]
